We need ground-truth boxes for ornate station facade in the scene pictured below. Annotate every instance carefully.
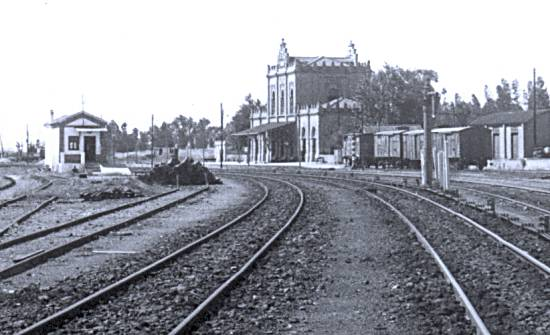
[235,39,370,163]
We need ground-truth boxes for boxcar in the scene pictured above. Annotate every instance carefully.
[342,132,374,167]
[374,130,406,166]
[403,129,425,168]
[431,126,491,169]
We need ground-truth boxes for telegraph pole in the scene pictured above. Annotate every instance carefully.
[297,111,301,168]
[151,114,154,169]
[26,125,29,159]
[422,79,433,187]
[220,103,224,169]
[533,68,537,147]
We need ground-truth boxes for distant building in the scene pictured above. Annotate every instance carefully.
[470,109,550,169]
[234,39,370,163]
[44,110,110,172]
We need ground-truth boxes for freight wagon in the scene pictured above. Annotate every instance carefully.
[431,126,491,169]
[343,126,492,169]
[342,132,374,167]
[374,130,407,167]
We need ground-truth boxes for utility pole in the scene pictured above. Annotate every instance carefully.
[297,110,301,168]
[220,103,224,169]
[0,135,4,158]
[533,68,537,147]
[26,125,29,159]
[422,79,434,187]
[151,114,154,169]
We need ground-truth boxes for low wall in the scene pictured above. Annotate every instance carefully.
[486,158,550,170]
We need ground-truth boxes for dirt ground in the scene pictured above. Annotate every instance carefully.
[0,177,251,292]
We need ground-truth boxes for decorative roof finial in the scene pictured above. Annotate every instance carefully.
[348,41,358,65]
[278,38,289,66]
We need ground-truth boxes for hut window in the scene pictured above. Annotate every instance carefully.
[68,136,79,150]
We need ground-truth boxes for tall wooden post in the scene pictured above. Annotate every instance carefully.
[151,114,154,169]
[220,103,224,169]
[422,79,433,187]
[533,68,537,147]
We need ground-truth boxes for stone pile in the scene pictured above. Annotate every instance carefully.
[80,187,144,201]
[140,157,220,186]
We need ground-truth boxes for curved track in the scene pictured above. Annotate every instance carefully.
[0,176,16,191]
[0,187,208,280]
[16,176,304,334]
[232,170,550,334]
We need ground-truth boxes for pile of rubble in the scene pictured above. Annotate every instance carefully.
[80,187,144,201]
[140,157,220,186]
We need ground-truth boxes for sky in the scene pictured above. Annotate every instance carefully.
[0,0,549,150]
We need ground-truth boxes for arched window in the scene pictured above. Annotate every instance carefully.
[271,92,276,115]
[289,89,294,114]
[301,127,306,137]
[280,90,285,115]
[311,127,316,138]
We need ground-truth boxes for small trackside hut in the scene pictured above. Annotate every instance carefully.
[44,110,110,172]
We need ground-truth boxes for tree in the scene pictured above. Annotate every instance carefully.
[495,79,522,112]
[524,76,550,111]
[194,118,211,148]
[354,64,438,128]
[225,94,262,151]
[482,85,499,115]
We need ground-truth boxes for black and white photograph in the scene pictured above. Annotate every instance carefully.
[0,0,549,334]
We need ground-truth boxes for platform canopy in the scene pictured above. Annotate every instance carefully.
[232,121,295,136]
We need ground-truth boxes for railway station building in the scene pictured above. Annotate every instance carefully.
[234,39,369,163]
[44,110,111,172]
[471,109,550,169]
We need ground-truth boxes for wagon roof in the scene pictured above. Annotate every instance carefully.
[431,126,471,133]
[403,129,425,135]
[376,129,407,135]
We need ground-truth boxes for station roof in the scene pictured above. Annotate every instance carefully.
[45,110,108,128]
[470,109,550,126]
[232,121,295,136]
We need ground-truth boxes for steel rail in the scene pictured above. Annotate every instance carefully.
[169,174,304,335]
[0,189,178,250]
[0,179,52,210]
[365,181,550,276]
[16,178,269,335]
[363,189,490,335]
[218,166,550,195]
[456,185,550,215]
[0,196,58,237]
[453,178,550,195]
[315,178,490,335]
[273,171,550,276]
[0,175,16,191]
[0,187,209,280]
[0,194,27,209]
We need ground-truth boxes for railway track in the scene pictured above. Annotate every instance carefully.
[233,170,550,334]
[14,176,303,334]
[0,178,53,210]
[0,187,209,280]
[0,176,16,191]
[0,189,178,247]
[0,196,58,237]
